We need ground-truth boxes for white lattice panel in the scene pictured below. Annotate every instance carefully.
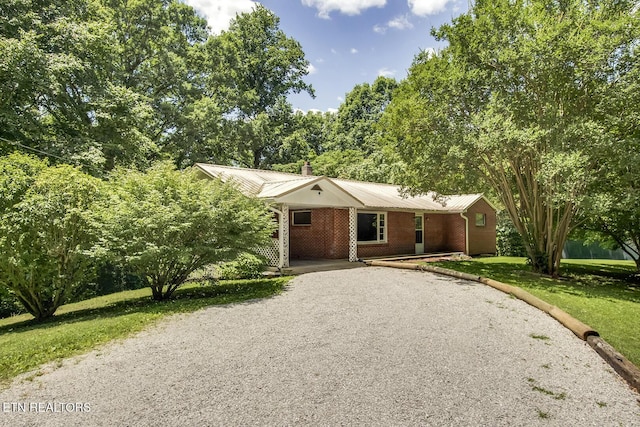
[255,238,280,267]
[349,207,358,261]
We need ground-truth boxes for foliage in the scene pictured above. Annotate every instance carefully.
[496,211,526,257]
[432,257,640,367]
[98,162,276,300]
[327,76,398,154]
[579,59,640,270]
[0,277,290,383]
[215,253,268,280]
[205,5,314,168]
[383,0,640,276]
[0,153,104,319]
[0,286,22,318]
[0,0,212,173]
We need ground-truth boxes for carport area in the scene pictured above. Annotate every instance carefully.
[0,268,637,426]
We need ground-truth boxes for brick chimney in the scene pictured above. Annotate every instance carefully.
[301,161,313,176]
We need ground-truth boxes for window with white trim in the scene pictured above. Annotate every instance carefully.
[292,210,312,226]
[475,213,486,227]
[357,212,387,243]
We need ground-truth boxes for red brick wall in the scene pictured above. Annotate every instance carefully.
[445,214,467,253]
[356,211,415,258]
[289,208,349,259]
[466,199,497,255]
[424,214,445,252]
[288,203,495,259]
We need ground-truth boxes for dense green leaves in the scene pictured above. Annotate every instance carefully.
[0,153,104,319]
[204,5,314,168]
[384,0,640,275]
[98,162,275,300]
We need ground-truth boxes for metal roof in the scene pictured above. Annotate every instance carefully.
[195,163,486,212]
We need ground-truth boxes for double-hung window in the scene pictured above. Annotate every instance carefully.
[357,212,387,243]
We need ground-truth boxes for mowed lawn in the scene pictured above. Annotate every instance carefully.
[432,257,640,367]
[0,278,290,386]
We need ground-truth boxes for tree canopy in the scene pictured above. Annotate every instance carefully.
[383,0,640,275]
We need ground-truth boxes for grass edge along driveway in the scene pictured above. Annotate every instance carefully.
[0,277,290,387]
[431,257,640,368]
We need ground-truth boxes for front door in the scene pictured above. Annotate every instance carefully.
[415,213,424,254]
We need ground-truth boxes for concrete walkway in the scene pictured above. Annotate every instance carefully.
[0,268,638,426]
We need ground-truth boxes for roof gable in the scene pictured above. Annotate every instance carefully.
[194,163,492,212]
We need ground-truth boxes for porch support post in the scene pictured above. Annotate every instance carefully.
[279,204,289,268]
[348,207,358,262]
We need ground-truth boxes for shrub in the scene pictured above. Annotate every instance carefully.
[0,154,104,319]
[216,253,268,280]
[496,211,527,257]
[98,162,275,300]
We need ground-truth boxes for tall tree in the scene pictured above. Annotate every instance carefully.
[0,0,212,173]
[383,0,640,276]
[327,76,398,154]
[581,56,640,270]
[205,5,314,168]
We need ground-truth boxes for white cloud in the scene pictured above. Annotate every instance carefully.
[302,0,386,19]
[388,15,413,30]
[307,63,318,75]
[374,14,413,34]
[327,108,339,114]
[184,0,258,34]
[408,0,452,16]
[350,48,359,54]
[337,96,344,102]
[378,67,396,77]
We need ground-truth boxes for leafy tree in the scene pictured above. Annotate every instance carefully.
[205,5,314,168]
[581,59,640,270]
[0,0,212,173]
[327,76,398,154]
[383,0,640,276]
[0,153,103,319]
[99,162,275,300]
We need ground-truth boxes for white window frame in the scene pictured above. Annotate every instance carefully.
[475,213,486,227]
[357,211,387,244]
[292,210,312,226]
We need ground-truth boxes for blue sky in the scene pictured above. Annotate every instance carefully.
[183,0,469,112]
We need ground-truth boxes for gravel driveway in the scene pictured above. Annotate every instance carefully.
[1,267,638,426]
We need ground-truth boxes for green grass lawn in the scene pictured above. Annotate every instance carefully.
[0,277,290,386]
[431,257,640,367]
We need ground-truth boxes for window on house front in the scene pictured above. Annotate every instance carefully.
[357,212,386,243]
[292,211,312,226]
[475,213,486,227]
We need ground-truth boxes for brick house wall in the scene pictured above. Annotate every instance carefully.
[424,214,446,252]
[355,211,415,258]
[445,214,467,253]
[289,208,349,259]
[466,198,497,255]
[288,202,496,260]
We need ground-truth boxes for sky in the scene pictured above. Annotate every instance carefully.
[183,0,470,112]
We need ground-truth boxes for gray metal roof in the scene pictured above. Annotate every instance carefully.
[195,163,486,212]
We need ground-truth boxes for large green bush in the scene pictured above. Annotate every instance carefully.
[98,162,275,300]
[0,153,103,319]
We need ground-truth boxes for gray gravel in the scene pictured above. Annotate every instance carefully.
[0,267,638,426]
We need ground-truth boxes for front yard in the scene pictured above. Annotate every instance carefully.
[431,257,640,367]
[0,278,289,386]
